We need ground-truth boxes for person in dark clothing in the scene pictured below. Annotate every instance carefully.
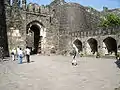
[72,48,77,66]
[73,49,77,59]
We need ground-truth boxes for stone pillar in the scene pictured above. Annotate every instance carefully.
[86,42,92,55]
[82,41,86,55]
[97,36,102,56]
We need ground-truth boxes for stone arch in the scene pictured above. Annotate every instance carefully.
[103,37,117,55]
[26,20,44,32]
[87,38,98,55]
[26,20,45,54]
[73,39,82,53]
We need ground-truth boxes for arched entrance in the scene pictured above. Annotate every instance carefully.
[87,38,98,55]
[103,37,117,55]
[26,21,44,54]
[73,39,82,53]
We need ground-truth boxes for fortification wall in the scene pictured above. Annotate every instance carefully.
[0,1,9,56]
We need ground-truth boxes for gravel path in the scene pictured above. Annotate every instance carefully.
[0,55,120,90]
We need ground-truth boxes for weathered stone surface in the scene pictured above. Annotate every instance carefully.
[0,0,9,56]
[1,0,120,56]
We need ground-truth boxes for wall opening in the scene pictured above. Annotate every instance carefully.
[103,37,117,55]
[73,39,82,52]
[30,25,40,54]
[87,38,98,54]
[26,24,42,54]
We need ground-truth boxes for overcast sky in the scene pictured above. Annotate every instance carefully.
[26,0,120,11]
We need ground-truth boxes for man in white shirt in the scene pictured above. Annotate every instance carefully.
[25,46,31,63]
[18,48,23,64]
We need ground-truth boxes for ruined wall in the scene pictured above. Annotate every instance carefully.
[6,5,26,50]
[58,3,89,32]
[5,1,51,54]
[0,0,9,56]
[85,8,101,32]
[4,0,120,56]
[50,1,120,55]
[5,0,102,55]
[51,2,99,54]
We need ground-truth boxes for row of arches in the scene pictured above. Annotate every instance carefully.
[73,37,117,55]
[26,20,118,56]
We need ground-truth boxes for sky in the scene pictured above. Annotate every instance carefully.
[26,0,120,11]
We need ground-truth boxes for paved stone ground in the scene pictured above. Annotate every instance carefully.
[0,55,120,90]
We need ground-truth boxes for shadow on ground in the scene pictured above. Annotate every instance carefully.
[22,61,35,64]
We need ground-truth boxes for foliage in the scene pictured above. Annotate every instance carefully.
[99,13,120,28]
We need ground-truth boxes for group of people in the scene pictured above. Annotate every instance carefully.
[11,46,31,64]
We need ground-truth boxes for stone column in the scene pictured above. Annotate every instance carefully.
[97,36,102,57]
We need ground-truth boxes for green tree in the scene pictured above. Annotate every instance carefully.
[99,13,120,28]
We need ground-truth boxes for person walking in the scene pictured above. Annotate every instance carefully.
[18,48,23,64]
[25,46,31,63]
[71,44,78,66]
[72,48,77,66]
[11,48,16,61]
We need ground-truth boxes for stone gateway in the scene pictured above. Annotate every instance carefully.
[0,0,120,57]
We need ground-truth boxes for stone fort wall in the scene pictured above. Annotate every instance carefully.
[1,0,120,56]
[0,0,9,56]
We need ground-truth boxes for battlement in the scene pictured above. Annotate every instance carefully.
[26,3,50,14]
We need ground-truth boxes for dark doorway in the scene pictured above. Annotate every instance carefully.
[30,25,40,54]
[87,38,98,54]
[103,37,117,54]
[73,39,82,52]
[26,24,41,54]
